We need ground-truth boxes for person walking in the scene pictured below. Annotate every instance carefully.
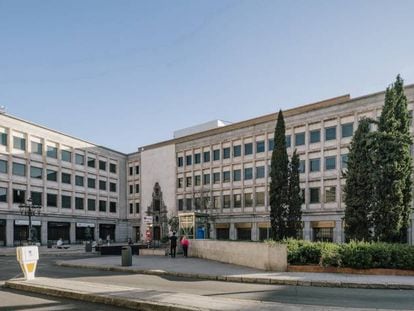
[169,231,178,258]
[180,235,189,257]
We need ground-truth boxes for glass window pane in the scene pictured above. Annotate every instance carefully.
[256,141,265,153]
[0,160,7,174]
[295,133,305,146]
[244,143,253,155]
[325,126,337,140]
[47,169,57,181]
[30,166,43,179]
[47,146,57,158]
[233,169,241,181]
[233,145,241,157]
[310,188,320,203]
[256,166,265,179]
[31,141,42,155]
[341,123,353,138]
[61,150,71,162]
[12,163,26,176]
[75,154,85,165]
[244,167,253,180]
[13,137,26,150]
[310,158,320,172]
[310,130,320,143]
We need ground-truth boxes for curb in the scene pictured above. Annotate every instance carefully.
[4,280,202,311]
[56,261,414,290]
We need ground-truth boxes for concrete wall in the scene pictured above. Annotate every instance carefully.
[189,240,287,271]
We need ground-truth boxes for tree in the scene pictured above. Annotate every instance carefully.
[286,150,302,238]
[269,110,289,240]
[344,118,374,241]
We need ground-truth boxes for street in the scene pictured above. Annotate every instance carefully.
[1,255,414,310]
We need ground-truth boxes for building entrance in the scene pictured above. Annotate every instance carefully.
[48,222,70,244]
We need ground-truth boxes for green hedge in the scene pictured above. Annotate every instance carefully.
[282,239,414,270]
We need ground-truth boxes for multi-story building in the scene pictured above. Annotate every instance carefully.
[1,84,414,246]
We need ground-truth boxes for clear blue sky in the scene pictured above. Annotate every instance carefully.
[1,0,414,153]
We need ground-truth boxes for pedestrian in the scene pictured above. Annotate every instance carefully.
[106,234,110,246]
[180,235,189,257]
[169,231,178,258]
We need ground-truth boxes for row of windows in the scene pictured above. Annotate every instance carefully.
[128,165,140,176]
[129,184,140,194]
[299,154,348,173]
[0,134,117,173]
[129,202,140,214]
[0,188,117,212]
[177,123,354,167]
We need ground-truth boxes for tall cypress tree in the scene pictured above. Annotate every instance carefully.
[269,110,289,240]
[344,118,374,241]
[286,150,302,238]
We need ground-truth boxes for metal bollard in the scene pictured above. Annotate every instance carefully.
[121,246,132,266]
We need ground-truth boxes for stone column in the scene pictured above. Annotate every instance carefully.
[303,221,311,241]
[6,219,13,247]
[41,220,48,245]
[230,223,236,240]
[94,224,99,241]
[251,222,258,241]
[70,222,76,244]
[209,223,216,239]
[334,220,342,243]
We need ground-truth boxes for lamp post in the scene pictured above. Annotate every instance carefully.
[18,198,42,245]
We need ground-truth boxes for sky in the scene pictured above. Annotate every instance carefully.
[1,0,414,153]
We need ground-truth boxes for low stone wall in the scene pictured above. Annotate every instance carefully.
[189,240,287,271]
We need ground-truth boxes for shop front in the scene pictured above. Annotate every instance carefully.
[75,223,95,243]
[48,222,70,244]
[216,223,230,240]
[14,220,41,246]
[99,223,115,242]
[236,223,252,240]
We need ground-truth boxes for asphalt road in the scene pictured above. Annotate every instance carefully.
[1,255,414,310]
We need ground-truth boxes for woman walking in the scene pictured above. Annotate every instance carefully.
[180,235,189,257]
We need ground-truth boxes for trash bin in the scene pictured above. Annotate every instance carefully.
[85,241,92,252]
[121,246,132,266]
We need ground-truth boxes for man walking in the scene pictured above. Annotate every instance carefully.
[169,231,178,258]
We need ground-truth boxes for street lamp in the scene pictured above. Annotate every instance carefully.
[18,198,42,245]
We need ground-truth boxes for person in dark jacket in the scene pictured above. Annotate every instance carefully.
[169,232,178,258]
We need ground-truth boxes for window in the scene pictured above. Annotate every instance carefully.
[194,175,201,186]
[47,169,57,181]
[325,126,337,140]
[256,192,265,206]
[233,145,241,157]
[233,194,241,208]
[177,156,183,167]
[310,130,320,143]
[213,172,220,184]
[325,156,336,170]
[178,199,184,211]
[12,163,26,176]
[75,154,85,165]
[99,200,106,212]
[213,149,220,161]
[30,166,42,179]
[268,139,274,151]
[31,191,42,205]
[135,184,139,193]
[129,184,133,194]
[99,160,106,171]
[256,166,265,179]
[213,196,220,209]
[0,132,7,146]
[244,193,253,207]
[129,203,133,214]
[88,199,96,211]
[13,189,25,204]
[177,178,183,188]
[223,147,231,159]
[194,153,201,164]
[135,165,139,175]
[109,202,116,213]
[0,187,7,202]
[223,195,230,208]
[341,154,348,170]
[186,198,192,210]
[223,171,230,183]
[310,188,320,203]
[13,137,26,150]
[313,227,333,242]
[324,186,336,203]
[31,141,42,155]
[244,143,253,155]
[110,163,117,173]
[285,135,291,148]
[110,182,116,192]
[47,193,57,207]
[75,197,84,210]
[0,160,6,174]
[256,141,265,153]
[310,158,320,172]
[75,175,84,187]
[61,150,71,162]
[186,155,192,166]
[341,123,353,138]
[135,202,140,213]
[203,173,210,185]
[129,167,133,175]
[244,167,253,180]
[47,146,57,158]
[61,195,71,209]
[186,176,192,187]
[99,180,106,191]
[295,132,305,146]
[233,169,241,182]
[203,151,210,163]
[87,178,96,189]
[88,157,95,168]
[299,160,306,174]
[62,173,71,184]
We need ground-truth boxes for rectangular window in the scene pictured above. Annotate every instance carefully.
[99,200,106,212]
[244,143,253,156]
[203,151,210,163]
[135,202,140,213]
[12,163,26,176]
[177,178,183,188]
[341,123,353,138]
[244,193,253,207]
[99,180,106,191]
[233,145,241,157]
[268,139,274,151]
[30,166,42,179]
[13,189,25,204]
[0,132,7,146]
[13,137,26,150]
[203,173,210,185]
[223,195,230,208]
[61,172,71,184]
[223,147,231,159]
[341,154,348,170]
[324,186,336,203]
[47,146,57,158]
[325,156,336,170]
[99,160,106,171]
[129,167,133,175]
[299,160,306,174]
[301,189,305,203]
[135,165,139,175]
[194,153,201,164]
[295,132,305,146]
[88,199,96,211]
[110,163,117,173]
[256,192,265,206]
[310,158,320,172]
[0,160,6,174]
[129,203,133,214]
[194,175,201,186]
[310,188,320,203]
[178,199,184,211]
[186,155,192,166]
[285,135,291,148]
[75,154,85,165]
[186,198,192,210]
[135,184,139,193]
[47,169,57,181]
[233,194,241,208]
[310,129,321,143]
[110,182,116,192]
[47,193,57,207]
[244,167,253,180]
[233,169,241,182]
[213,149,220,161]
[325,126,337,141]
[87,178,96,189]
[0,187,7,202]
[31,141,42,155]
[256,166,265,179]
[256,141,265,153]
[213,172,220,184]
[61,150,71,162]
[186,176,192,187]
[177,157,183,167]
[223,171,230,183]
[61,195,71,209]
[75,175,84,187]
[88,157,95,168]
[75,197,84,210]
[31,191,42,205]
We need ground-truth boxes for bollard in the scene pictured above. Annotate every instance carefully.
[121,246,132,266]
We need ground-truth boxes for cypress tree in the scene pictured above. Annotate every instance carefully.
[344,118,374,241]
[269,110,289,240]
[286,150,302,238]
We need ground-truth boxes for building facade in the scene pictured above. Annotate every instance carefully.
[1,85,414,246]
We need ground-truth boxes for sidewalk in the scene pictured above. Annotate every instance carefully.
[0,245,96,257]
